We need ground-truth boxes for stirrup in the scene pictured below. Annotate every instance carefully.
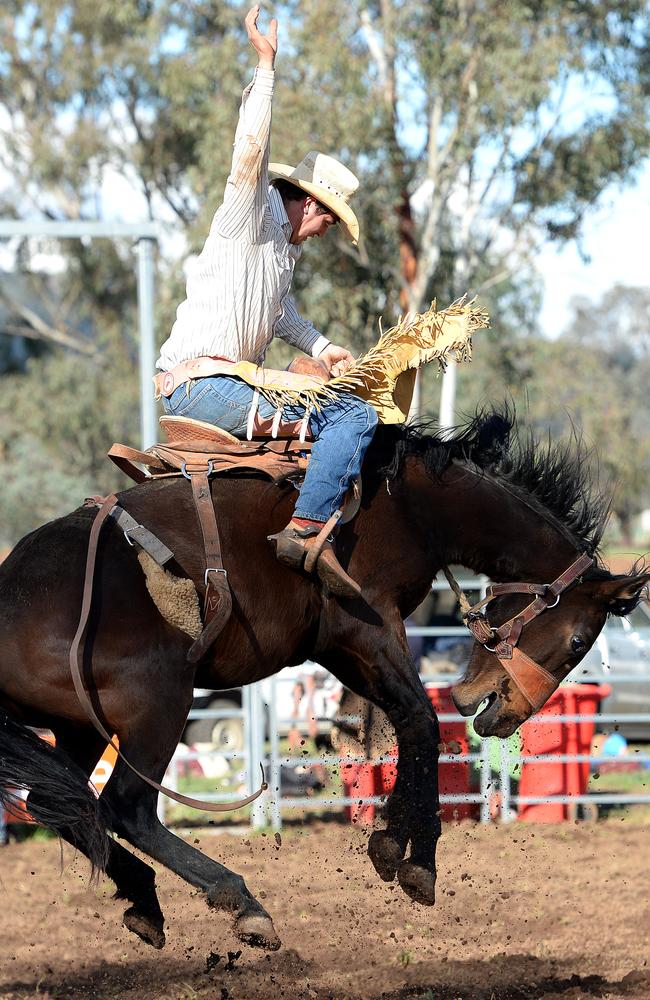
[267,525,361,599]
[267,523,321,570]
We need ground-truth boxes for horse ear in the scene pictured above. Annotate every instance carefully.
[596,574,650,617]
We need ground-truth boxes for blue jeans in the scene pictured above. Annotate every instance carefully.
[162,375,378,522]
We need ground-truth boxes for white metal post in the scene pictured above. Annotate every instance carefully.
[438,363,457,431]
[479,738,491,823]
[268,677,282,830]
[244,683,268,829]
[137,237,157,450]
[500,740,513,823]
[0,218,160,450]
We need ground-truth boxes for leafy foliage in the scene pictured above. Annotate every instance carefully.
[0,1,648,544]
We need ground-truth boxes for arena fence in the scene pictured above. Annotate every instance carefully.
[156,578,650,829]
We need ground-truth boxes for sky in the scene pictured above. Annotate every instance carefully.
[536,162,650,337]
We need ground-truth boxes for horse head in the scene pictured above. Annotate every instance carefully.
[451,568,650,737]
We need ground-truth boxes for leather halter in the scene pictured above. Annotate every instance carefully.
[457,552,594,713]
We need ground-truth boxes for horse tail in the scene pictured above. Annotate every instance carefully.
[0,709,109,875]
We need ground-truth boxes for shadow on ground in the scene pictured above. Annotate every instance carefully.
[2,952,649,1000]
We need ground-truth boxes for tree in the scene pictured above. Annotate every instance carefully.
[456,284,650,543]
[1,2,649,542]
[355,0,650,315]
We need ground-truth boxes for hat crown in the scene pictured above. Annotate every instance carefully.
[292,151,359,204]
[268,152,360,244]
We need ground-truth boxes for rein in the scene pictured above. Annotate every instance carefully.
[443,552,594,713]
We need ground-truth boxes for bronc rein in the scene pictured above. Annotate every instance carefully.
[443,552,594,712]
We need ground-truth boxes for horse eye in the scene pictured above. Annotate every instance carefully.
[571,635,586,655]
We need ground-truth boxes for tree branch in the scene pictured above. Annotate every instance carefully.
[0,289,96,355]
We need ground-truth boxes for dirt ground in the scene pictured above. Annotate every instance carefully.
[1,818,649,1000]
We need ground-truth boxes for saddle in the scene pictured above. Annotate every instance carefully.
[109,414,313,485]
[105,416,359,664]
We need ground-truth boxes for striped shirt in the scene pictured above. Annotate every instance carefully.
[156,68,330,372]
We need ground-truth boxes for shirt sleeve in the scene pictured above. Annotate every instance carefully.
[274,295,331,357]
[212,68,275,242]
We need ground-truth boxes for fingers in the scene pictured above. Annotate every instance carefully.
[245,5,260,40]
[331,359,352,378]
[245,4,278,62]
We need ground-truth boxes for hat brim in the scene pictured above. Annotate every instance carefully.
[269,162,359,246]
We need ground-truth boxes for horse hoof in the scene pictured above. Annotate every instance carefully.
[123,906,166,949]
[367,830,404,882]
[396,860,436,906]
[235,913,281,951]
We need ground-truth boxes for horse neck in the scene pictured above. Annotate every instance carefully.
[406,459,582,583]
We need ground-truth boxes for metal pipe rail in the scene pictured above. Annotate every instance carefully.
[157,574,650,827]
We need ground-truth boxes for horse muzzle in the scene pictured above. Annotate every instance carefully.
[451,682,528,738]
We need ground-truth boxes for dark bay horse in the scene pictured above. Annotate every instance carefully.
[0,410,647,952]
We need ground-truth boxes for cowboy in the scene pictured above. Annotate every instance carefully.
[155,5,376,598]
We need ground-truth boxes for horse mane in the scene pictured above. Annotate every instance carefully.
[374,404,610,555]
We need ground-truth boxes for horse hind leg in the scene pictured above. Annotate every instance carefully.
[50,727,166,949]
[109,840,166,949]
[101,711,281,952]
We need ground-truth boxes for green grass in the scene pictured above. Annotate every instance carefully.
[590,768,650,793]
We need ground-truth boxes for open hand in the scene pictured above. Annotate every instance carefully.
[318,344,355,377]
[245,5,278,70]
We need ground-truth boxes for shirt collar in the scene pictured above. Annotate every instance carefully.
[268,184,302,261]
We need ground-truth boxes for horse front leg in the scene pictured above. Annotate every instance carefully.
[324,627,441,905]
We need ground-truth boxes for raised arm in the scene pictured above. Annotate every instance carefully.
[213,6,278,241]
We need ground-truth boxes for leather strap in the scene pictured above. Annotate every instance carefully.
[492,552,594,641]
[546,552,594,594]
[111,506,174,566]
[69,495,265,812]
[467,615,495,645]
[487,582,547,596]
[186,469,233,664]
[498,645,560,713]
[302,479,362,574]
[303,510,344,574]
[153,357,233,397]
[108,442,164,482]
[84,497,174,567]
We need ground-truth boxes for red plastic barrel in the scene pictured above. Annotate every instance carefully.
[341,685,476,825]
[517,683,611,822]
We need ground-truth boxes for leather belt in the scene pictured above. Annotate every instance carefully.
[154,357,234,398]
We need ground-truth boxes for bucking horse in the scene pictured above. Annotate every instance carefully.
[0,408,647,951]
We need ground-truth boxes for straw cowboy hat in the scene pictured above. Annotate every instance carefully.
[269,151,360,245]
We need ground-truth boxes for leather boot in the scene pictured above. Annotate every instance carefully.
[268,523,361,599]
